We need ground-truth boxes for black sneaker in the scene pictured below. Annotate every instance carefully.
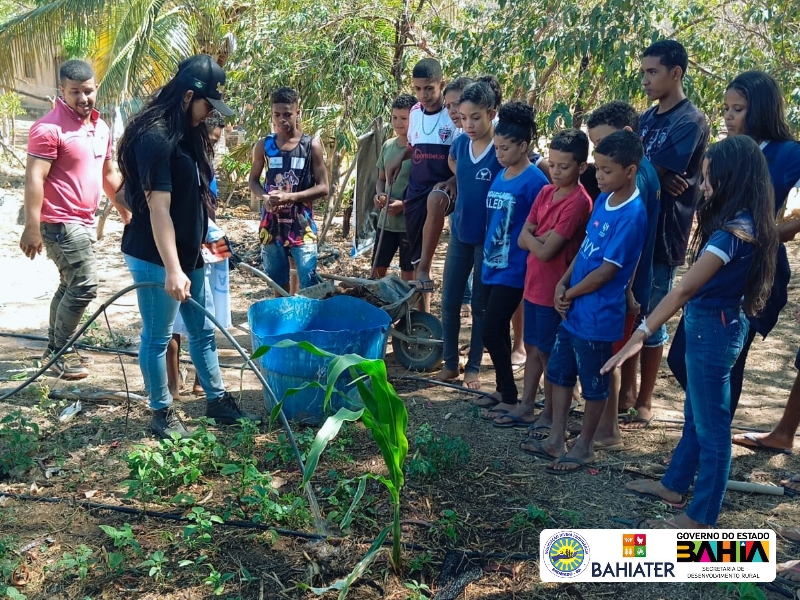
[151,406,191,440]
[206,393,262,425]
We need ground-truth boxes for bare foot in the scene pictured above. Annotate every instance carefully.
[464,372,482,390]
[461,304,471,319]
[625,479,684,505]
[168,386,182,400]
[775,525,800,544]
[781,473,800,493]
[434,368,460,383]
[643,513,709,529]
[511,349,526,367]
[777,560,800,583]
[733,431,793,453]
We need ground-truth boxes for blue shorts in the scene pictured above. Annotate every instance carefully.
[644,263,678,347]
[546,324,613,401]
[523,300,561,354]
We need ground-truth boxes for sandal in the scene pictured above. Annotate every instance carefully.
[414,279,435,293]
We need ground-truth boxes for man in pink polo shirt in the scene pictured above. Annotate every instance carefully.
[19,59,129,380]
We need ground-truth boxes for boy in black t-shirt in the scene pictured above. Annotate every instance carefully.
[625,40,709,430]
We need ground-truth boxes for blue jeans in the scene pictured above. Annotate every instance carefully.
[546,324,613,401]
[261,243,320,289]
[124,254,225,410]
[441,232,484,374]
[643,263,677,347]
[661,304,748,526]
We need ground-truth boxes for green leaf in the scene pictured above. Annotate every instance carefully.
[309,525,391,598]
[339,475,368,531]
[302,407,364,486]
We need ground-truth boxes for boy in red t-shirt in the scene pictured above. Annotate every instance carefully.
[494,130,592,439]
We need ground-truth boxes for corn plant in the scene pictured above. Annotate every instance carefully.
[251,340,408,596]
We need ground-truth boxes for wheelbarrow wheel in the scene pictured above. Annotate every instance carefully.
[392,310,443,372]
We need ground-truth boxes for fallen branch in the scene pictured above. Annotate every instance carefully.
[0,138,25,169]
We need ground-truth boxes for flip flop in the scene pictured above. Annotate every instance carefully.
[775,560,800,588]
[414,279,435,293]
[627,489,687,509]
[732,433,793,455]
[471,395,497,408]
[593,440,625,452]
[480,407,509,421]
[520,439,561,461]
[493,413,537,429]
[526,424,551,440]
[619,414,654,429]
[511,362,525,374]
[546,456,593,475]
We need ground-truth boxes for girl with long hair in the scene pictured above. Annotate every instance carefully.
[603,135,778,527]
[666,70,800,448]
[118,55,259,439]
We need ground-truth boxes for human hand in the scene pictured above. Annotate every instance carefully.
[434,177,457,201]
[663,172,689,197]
[268,190,294,206]
[554,284,570,318]
[387,199,404,216]
[165,269,192,302]
[19,226,42,260]
[600,332,645,374]
[204,237,232,260]
[374,193,387,210]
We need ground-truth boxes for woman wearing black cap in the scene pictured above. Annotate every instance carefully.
[118,54,259,439]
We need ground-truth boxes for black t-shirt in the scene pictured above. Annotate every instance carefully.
[639,99,709,267]
[121,131,208,272]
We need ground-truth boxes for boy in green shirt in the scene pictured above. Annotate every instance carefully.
[372,93,417,280]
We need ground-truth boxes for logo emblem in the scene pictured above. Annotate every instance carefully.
[544,532,589,578]
[438,125,452,143]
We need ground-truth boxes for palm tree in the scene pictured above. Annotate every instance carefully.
[0,0,236,105]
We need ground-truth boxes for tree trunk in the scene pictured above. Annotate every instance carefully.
[571,52,591,129]
[391,0,411,93]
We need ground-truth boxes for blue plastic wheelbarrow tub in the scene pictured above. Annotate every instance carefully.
[248,295,392,424]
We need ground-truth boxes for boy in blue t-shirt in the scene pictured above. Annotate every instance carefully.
[586,101,661,447]
[525,130,647,474]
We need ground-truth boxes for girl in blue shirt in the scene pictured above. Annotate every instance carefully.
[436,82,502,390]
[482,102,549,414]
[602,135,778,528]
[666,71,800,450]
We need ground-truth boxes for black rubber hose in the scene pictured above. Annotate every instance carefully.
[0,492,540,561]
[0,281,328,533]
[0,331,241,369]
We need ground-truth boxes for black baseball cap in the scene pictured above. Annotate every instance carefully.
[176,54,234,117]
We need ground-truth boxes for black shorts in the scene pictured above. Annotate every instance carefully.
[373,229,413,272]
[403,201,428,266]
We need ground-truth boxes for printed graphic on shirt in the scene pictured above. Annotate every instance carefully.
[485,190,515,269]
[258,134,317,247]
[476,168,493,181]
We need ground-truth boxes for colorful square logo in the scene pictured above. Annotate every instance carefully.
[623,533,646,558]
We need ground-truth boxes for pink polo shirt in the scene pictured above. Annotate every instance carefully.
[27,98,112,226]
